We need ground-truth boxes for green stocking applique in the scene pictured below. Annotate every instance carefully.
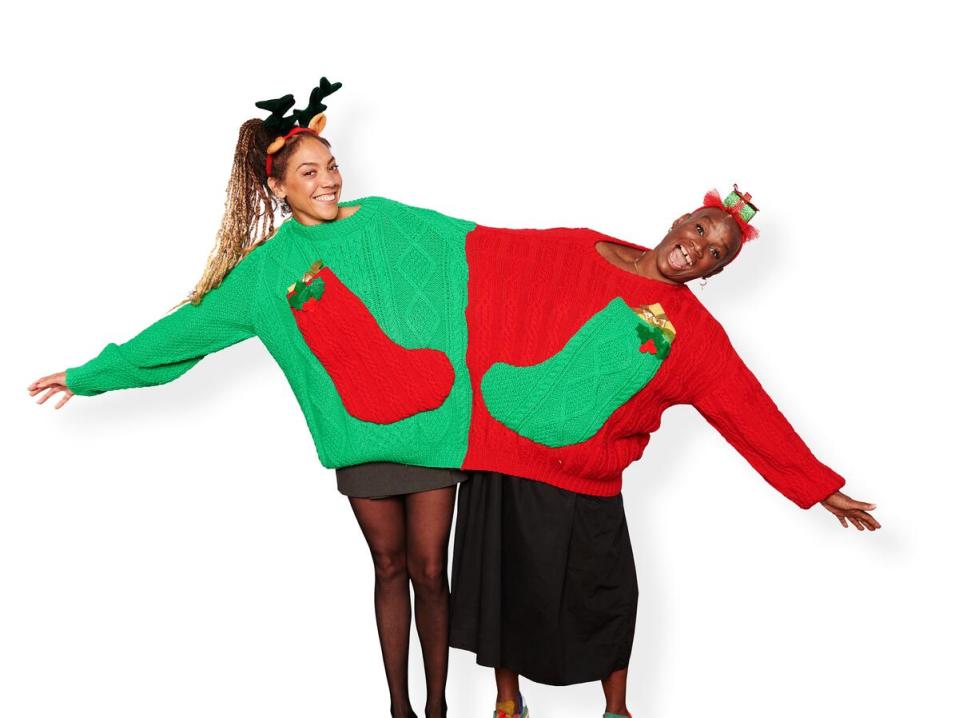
[480,297,674,447]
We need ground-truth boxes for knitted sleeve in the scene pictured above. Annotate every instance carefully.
[65,252,262,396]
[689,326,846,509]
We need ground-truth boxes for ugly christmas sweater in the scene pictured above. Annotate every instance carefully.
[66,196,844,508]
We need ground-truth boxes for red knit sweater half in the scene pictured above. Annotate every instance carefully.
[462,225,845,508]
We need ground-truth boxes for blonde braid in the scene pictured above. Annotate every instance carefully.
[187,119,276,305]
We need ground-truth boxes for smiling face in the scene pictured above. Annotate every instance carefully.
[652,207,743,282]
[267,135,343,225]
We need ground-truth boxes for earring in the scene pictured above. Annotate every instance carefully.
[699,276,708,291]
[280,198,291,215]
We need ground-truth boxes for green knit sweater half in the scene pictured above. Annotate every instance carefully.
[66,196,476,469]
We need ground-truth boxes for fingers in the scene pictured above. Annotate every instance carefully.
[28,372,67,392]
[36,386,72,407]
[30,379,75,409]
[832,493,878,512]
[36,387,59,405]
[29,376,56,392]
[851,509,881,531]
[825,493,880,530]
[834,508,881,531]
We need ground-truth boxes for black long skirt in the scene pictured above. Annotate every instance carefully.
[449,471,638,686]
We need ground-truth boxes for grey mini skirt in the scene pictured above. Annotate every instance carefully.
[336,462,469,499]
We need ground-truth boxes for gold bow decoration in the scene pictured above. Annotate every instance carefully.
[633,302,676,342]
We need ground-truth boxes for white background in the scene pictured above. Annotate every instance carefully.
[2,2,956,717]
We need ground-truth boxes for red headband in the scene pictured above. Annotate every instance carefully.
[695,189,759,260]
[265,127,320,177]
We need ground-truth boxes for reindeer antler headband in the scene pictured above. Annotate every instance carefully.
[255,77,342,177]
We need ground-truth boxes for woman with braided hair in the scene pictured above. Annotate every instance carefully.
[28,79,880,718]
[28,79,469,718]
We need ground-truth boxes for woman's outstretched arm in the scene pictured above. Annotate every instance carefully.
[28,250,264,405]
[689,328,880,529]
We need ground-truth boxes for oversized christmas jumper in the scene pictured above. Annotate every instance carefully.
[66,196,845,509]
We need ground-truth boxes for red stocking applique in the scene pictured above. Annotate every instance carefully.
[289,263,455,424]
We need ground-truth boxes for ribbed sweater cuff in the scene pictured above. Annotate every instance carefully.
[65,364,105,396]
[793,468,846,510]
[64,344,125,396]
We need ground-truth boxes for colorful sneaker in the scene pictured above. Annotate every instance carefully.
[494,693,529,718]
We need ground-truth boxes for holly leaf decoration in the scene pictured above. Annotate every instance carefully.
[288,277,326,311]
[636,320,673,359]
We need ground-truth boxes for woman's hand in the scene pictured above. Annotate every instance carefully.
[28,372,75,410]
[820,490,881,531]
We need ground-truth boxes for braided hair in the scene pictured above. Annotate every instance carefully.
[187,85,336,305]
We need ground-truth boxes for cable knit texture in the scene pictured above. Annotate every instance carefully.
[289,265,455,424]
[66,201,845,508]
[67,197,475,470]
[480,297,671,448]
[462,225,845,507]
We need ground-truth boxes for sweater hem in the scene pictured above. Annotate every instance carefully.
[459,457,623,497]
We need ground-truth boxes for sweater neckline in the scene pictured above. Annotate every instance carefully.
[589,237,688,292]
[283,196,376,240]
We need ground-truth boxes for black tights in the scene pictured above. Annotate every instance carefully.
[349,486,456,718]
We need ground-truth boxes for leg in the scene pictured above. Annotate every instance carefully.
[494,667,521,708]
[405,486,457,718]
[601,666,630,716]
[350,496,416,718]
[493,668,530,717]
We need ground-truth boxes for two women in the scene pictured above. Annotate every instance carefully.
[29,80,880,718]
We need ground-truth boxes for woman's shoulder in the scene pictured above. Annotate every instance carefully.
[359,195,477,228]
[232,223,303,276]
[675,291,728,339]
[248,222,294,256]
